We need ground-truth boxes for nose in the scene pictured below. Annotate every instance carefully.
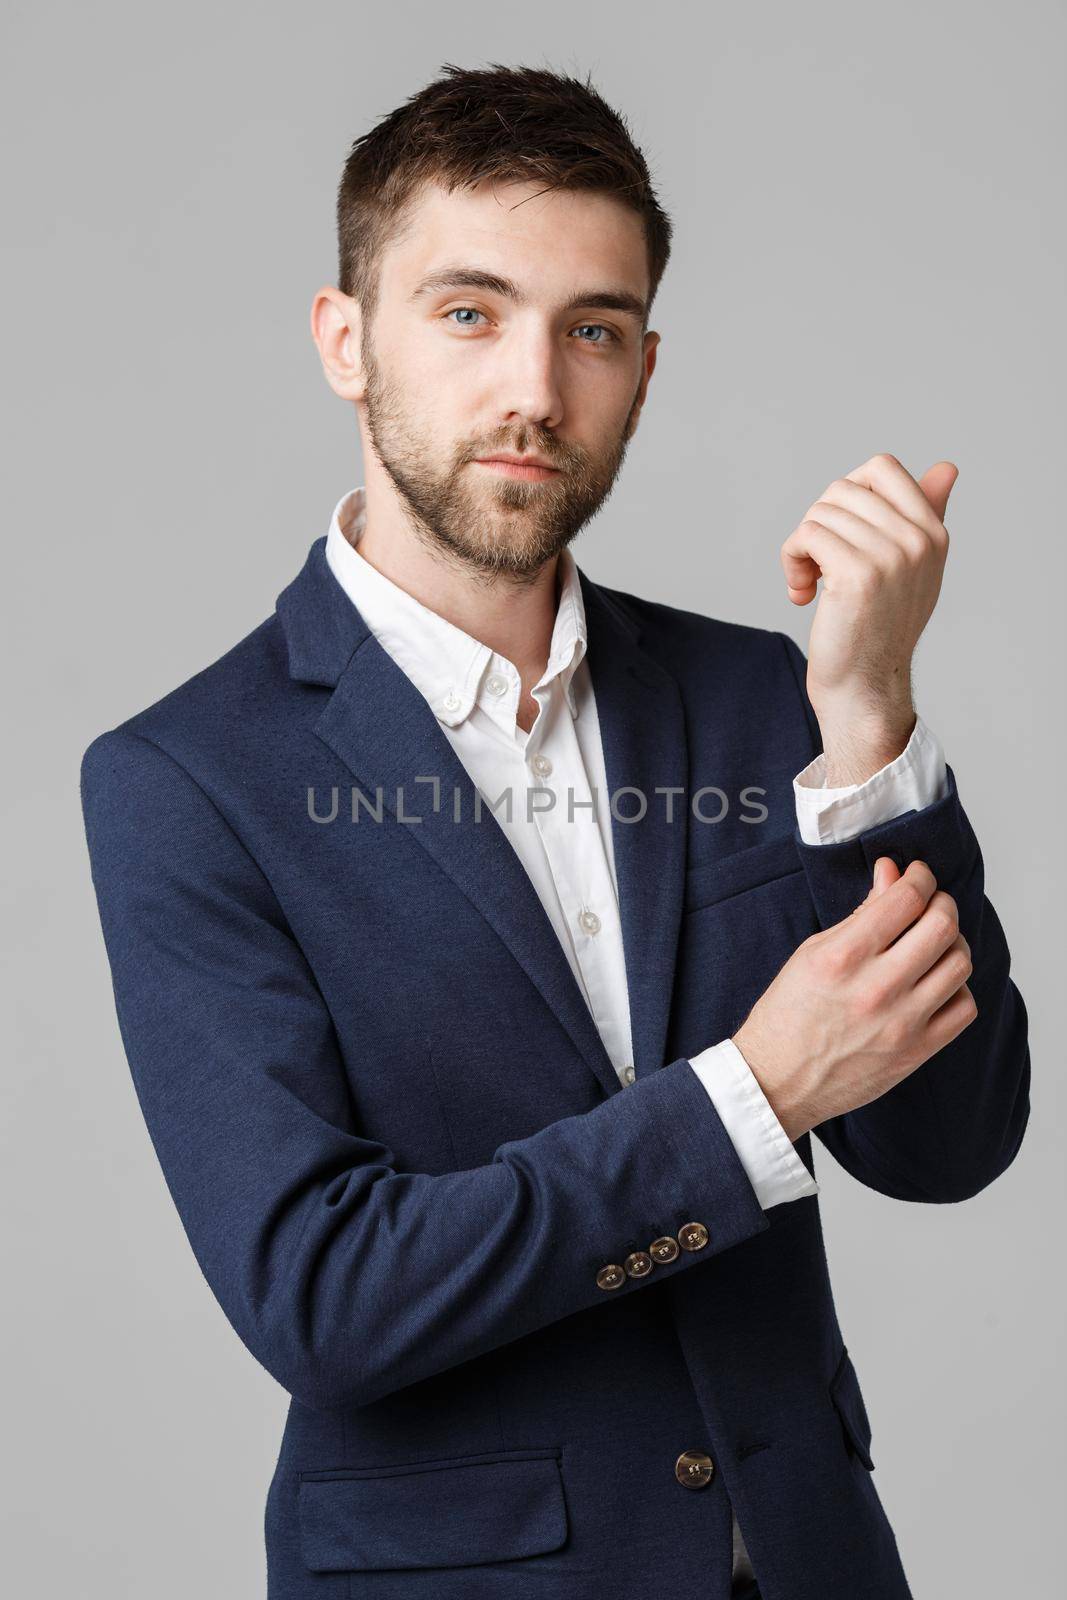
[494,323,564,432]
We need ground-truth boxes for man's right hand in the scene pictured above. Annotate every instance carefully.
[732,857,978,1143]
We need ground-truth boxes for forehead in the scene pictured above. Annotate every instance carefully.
[383,177,649,303]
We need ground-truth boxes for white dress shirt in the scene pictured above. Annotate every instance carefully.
[324,485,948,1209]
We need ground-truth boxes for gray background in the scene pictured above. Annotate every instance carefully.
[2,1,1062,1594]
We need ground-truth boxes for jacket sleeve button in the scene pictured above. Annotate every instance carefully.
[624,1250,653,1278]
[649,1234,681,1263]
[678,1221,709,1251]
[596,1263,626,1290]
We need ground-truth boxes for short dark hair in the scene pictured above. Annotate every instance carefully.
[336,62,672,334]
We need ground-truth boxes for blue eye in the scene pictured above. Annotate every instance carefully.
[573,323,616,345]
[443,309,617,346]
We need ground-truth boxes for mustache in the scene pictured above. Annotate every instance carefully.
[467,437,577,471]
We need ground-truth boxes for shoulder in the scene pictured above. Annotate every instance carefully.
[592,577,806,681]
[80,609,291,789]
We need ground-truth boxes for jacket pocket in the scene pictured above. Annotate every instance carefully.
[828,1347,875,1470]
[684,831,803,914]
[297,1447,567,1571]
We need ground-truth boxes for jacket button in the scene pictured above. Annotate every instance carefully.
[624,1250,653,1278]
[678,1221,709,1251]
[675,1449,715,1488]
[649,1234,680,1263]
[596,1263,626,1290]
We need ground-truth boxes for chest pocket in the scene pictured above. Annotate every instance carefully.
[683,830,805,914]
[671,832,817,1057]
[298,1447,567,1571]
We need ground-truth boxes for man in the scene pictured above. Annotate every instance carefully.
[80,63,1029,1600]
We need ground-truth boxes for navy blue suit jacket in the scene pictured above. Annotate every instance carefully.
[80,535,1030,1599]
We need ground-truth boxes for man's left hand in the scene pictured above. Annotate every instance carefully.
[780,452,958,786]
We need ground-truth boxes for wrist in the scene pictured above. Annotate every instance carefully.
[811,699,916,788]
[731,1027,811,1144]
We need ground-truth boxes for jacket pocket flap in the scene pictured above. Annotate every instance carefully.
[829,1347,875,1470]
[684,832,803,913]
[298,1448,567,1571]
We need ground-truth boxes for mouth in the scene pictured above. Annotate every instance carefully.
[473,457,561,482]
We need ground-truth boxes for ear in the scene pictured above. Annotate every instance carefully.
[624,330,661,442]
[310,284,367,403]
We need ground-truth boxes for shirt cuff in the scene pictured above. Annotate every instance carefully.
[793,713,949,846]
[688,1039,819,1209]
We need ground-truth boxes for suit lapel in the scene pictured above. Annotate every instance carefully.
[579,573,689,1084]
[277,537,689,1103]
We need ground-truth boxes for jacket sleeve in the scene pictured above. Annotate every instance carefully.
[80,728,770,1413]
[777,631,1031,1204]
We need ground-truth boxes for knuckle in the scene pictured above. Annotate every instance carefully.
[882,1015,912,1055]
[949,993,978,1034]
[930,886,956,911]
[814,938,851,983]
[930,907,957,942]
[948,947,973,984]
[857,980,890,1017]
[896,878,927,919]
[928,891,959,932]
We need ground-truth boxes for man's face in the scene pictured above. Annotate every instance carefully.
[356,177,659,583]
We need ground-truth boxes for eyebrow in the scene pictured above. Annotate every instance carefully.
[407,265,648,323]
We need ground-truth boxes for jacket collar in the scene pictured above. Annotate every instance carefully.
[276,533,687,1103]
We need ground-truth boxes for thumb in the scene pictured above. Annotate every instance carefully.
[867,855,901,900]
[918,460,959,524]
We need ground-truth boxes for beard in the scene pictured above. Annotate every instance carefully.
[359,326,643,588]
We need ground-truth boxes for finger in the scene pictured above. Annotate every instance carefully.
[782,554,820,603]
[780,522,872,597]
[920,980,978,1052]
[917,462,959,528]
[847,859,937,953]
[872,855,900,896]
[859,856,900,905]
[880,888,960,985]
[809,477,931,550]
[908,928,972,1016]
[843,454,945,539]
[801,499,931,571]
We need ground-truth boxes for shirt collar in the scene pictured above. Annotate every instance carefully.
[323,486,587,726]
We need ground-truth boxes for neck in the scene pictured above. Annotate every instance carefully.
[351,489,562,714]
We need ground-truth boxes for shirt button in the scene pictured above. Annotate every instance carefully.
[441,689,461,712]
[485,673,508,697]
[530,752,553,777]
[622,1064,636,1085]
[577,908,601,935]
[675,1450,715,1489]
